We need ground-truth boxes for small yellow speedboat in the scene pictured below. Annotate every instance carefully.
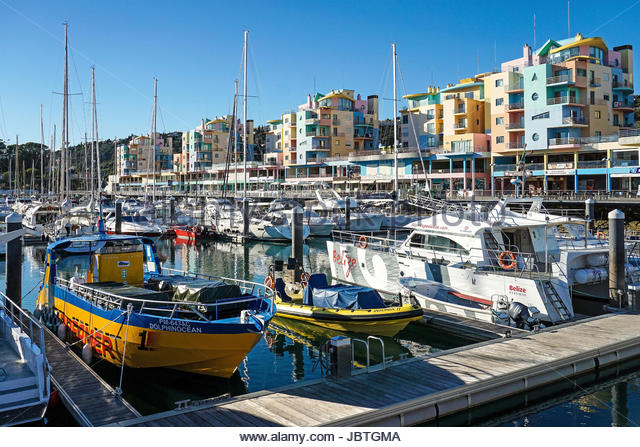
[271,273,423,337]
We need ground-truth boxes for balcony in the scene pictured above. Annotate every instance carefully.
[546,74,573,85]
[454,107,466,115]
[505,82,524,93]
[577,160,607,169]
[547,96,585,106]
[549,137,581,146]
[506,102,524,111]
[613,101,634,111]
[454,123,467,130]
[589,77,601,87]
[612,159,639,167]
[613,81,633,91]
[506,122,524,130]
[561,116,589,126]
[505,142,524,149]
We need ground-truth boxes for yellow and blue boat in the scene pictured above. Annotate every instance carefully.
[271,273,423,337]
[36,227,275,378]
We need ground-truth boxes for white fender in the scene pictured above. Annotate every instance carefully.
[82,343,93,364]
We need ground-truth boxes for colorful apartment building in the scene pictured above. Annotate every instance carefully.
[492,33,635,193]
[116,133,173,177]
[181,116,254,173]
[393,33,636,195]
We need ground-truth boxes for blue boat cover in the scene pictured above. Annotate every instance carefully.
[303,284,386,310]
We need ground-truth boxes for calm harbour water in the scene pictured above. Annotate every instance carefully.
[3,238,640,426]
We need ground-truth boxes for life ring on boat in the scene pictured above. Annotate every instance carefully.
[358,235,368,249]
[300,271,310,287]
[498,251,517,270]
[264,275,275,289]
[596,231,607,240]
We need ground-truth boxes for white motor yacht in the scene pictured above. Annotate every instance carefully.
[269,198,335,237]
[104,215,164,242]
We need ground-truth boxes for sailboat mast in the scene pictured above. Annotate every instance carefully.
[233,79,238,197]
[243,30,248,200]
[14,135,18,198]
[60,23,68,200]
[392,43,398,198]
[90,68,96,200]
[40,104,44,195]
[152,77,157,203]
[92,67,102,198]
[84,132,89,193]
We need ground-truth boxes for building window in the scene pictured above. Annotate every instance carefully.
[595,111,601,119]
[496,136,504,144]
[532,111,549,120]
[577,68,587,77]
[496,117,504,125]
[604,94,609,101]
[333,128,338,136]
[532,133,539,141]
[335,140,340,145]
[495,79,503,87]
[531,92,539,101]
[595,131,602,137]
[402,115,408,124]
[495,98,504,106]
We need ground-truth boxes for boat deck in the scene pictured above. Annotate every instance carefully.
[112,312,640,427]
[41,324,141,426]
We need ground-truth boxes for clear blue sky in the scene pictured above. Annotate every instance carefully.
[1,0,638,146]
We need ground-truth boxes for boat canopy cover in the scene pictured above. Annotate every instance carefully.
[148,275,242,304]
[304,284,386,310]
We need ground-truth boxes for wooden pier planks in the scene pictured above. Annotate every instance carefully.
[42,325,141,426]
[115,313,640,427]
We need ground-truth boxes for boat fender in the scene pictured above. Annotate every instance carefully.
[33,307,42,320]
[300,272,310,287]
[82,343,93,364]
[57,323,66,341]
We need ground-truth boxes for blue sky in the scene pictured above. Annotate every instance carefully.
[0,0,638,145]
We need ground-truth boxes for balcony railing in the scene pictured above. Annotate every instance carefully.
[454,107,466,114]
[506,122,524,130]
[547,96,584,105]
[505,81,524,92]
[589,77,601,86]
[506,102,524,110]
[612,159,639,167]
[613,81,634,89]
[577,160,607,169]
[494,164,517,171]
[454,123,467,129]
[562,116,588,125]
[620,129,640,138]
[546,74,572,85]
[613,101,634,109]
[549,137,581,146]
[505,142,524,149]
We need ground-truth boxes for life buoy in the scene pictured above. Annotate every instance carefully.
[596,231,606,240]
[358,235,368,249]
[498,251,517,270]
[264,275,275,289]
[300,271,310,287]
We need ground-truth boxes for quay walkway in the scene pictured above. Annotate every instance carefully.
[42,324,141,426]
[112,312,640,427]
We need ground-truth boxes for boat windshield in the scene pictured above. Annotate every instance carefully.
[122,216,150,224]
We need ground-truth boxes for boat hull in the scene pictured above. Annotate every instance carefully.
[274,301,422,337]
[43,289,267,378]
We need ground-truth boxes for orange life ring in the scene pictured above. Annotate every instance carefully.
[264,275,275,289]
[358,235,368,249]
[498,251,517,270]
[596,231,606,240]
[300,271,310,287]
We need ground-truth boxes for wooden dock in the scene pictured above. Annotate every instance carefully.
[112,312,640,427]
[418,310,528,341]
[42,325,141,426]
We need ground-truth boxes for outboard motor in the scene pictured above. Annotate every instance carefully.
[508,301,531,329]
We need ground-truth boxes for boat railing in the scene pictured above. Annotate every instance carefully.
[0,291,49,400]
[55,275,274,321]
[331,230,403,252]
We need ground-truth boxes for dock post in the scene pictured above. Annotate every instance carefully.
[345,196,351,231]
[585,198,595,234]
[608,209,626,307]
[5,213,22,307]
[292,206,304,283]
[115,202,122,234]
[170,198,175,226]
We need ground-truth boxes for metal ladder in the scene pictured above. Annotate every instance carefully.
[541,280,571,321]
[407,192,464,214]
[483,232,502,266]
